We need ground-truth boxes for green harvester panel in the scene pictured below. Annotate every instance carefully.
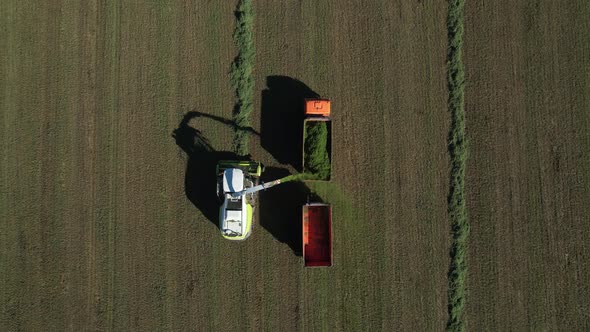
[216,160,263,177]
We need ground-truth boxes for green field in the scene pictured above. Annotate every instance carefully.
[1,1,589,331]
[464,1,590,330]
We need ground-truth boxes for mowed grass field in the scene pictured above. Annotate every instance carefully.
[250,1,450,330]
[464,1,590,330]
[0,1,449,331]
[2,1,589,332]
[0,1,241,330]
[1,1,450,330]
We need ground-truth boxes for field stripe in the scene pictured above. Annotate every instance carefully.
[230,0,255,156]
[446,0,469,331]
[0,2,20,330]
[109,10,120,330]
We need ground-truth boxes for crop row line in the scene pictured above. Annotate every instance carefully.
[445,0,469,331]
[230,0,255,156]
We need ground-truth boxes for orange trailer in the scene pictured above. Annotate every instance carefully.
[305,99,331,117]
[302,203,333,267]
[303,98,332,180]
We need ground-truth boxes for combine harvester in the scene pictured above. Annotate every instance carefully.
[216,160,283,240]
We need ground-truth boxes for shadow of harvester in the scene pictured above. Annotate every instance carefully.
[260,167,324,256]
[172,112,241,227]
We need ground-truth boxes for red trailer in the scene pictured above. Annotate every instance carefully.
[302,203,333,267]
